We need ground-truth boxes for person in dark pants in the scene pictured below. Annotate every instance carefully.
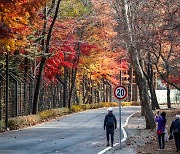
[104,107,117,147]
[170,115,180,152]
[154,111,167,149]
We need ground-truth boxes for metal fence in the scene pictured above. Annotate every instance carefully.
[0,73,64,121]
[0,73,113,122]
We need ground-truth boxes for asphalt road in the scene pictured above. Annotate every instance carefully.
[0,106,140,154]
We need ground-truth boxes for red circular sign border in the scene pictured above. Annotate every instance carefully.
[114,85,127,100]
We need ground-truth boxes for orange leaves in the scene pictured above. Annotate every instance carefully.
[0,0,47,53]
[78,48,128,85]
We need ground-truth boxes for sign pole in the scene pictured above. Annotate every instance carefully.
[119,62,122,148]
[114,85,127,149]
[119,99,121,148]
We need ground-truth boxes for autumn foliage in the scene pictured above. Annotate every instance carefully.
[0,0,47,52]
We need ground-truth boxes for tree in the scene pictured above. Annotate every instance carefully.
[114,0,156,129]
[140,0,180,108]
[32,0,62,114]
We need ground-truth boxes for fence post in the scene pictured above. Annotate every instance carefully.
[9,73,20,117]
[0,75,4,121]
[5,51,9,130]
[15,79,18,116]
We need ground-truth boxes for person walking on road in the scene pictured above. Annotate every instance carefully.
[155,111,167,150]
[104,107,117,147]
[170,115,180,152]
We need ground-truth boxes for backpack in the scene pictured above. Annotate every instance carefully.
[173,120,180,135]
[106,116,114,127]
[173,128,180,135]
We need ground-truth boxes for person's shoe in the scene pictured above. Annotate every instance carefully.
[106,143,110,146]
[111,144,113,147]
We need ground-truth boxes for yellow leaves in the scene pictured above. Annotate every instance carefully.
[0,39,12,51]
[0,38,26,52]
[77,48,123,84]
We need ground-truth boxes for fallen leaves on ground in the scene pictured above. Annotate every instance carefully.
[137,108,180,154]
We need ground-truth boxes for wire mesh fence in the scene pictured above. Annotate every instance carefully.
[0,73,113,122]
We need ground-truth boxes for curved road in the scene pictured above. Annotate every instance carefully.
[0,106,140,154]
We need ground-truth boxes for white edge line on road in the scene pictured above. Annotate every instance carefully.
[97,111,138,154]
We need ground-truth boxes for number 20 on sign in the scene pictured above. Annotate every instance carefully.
[114,85,127,100]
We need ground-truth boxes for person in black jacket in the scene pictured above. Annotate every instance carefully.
[104,107,117,147]
[170,115,180,152]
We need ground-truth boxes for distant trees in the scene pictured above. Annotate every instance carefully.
[0,0,179,126]
[0,0,127,115]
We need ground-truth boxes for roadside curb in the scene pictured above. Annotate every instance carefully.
[97,111,139,154]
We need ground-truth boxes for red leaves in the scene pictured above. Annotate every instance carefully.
[43,19,96,83]
[80,43,96,56]
[44,47,75,82]
[61,61,73,67]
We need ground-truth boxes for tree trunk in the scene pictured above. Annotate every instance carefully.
[151,86,160,109]
[32,0,62,114]
[166,64,171,108]
[135,71,145,116]
[24,57,29,115]
[167,83,171,108]
[132,52,155,129]
[128,66,133,102]
[121,0,156,129]
[89,79,93,104]
[146,53,160,110]
[103,82,105,102]
[147,70,159,110]
[74,85,80,105]
[63,67,68,107]
[32,57,46,114]
[68,68,73,111]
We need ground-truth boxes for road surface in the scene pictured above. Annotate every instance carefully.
[0,106,140,154]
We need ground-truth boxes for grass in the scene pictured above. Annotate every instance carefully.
[0,101,139,132]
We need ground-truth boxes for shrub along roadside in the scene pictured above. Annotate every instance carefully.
[0,101,140,132]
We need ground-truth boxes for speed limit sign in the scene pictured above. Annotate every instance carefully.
[114,85,127,100]
[114,85,127,148]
